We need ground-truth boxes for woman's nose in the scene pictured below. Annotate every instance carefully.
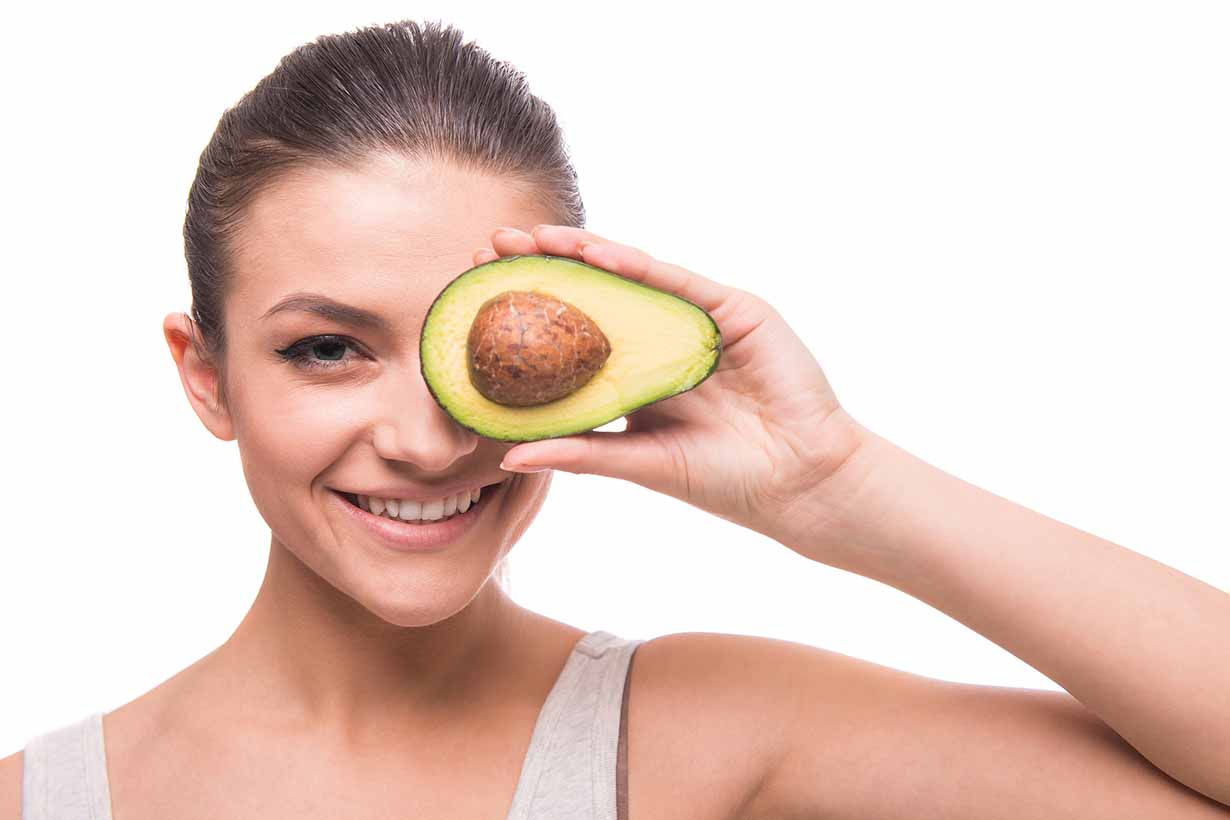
[370,369,479,471]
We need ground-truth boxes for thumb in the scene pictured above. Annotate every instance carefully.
[500,429,672,490]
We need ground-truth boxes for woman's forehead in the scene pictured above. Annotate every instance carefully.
[228,157,543,329]
[239,158,532,269]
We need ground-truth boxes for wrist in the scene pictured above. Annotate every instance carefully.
[762,409,906,573]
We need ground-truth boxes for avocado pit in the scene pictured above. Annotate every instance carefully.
[466,290,611,407]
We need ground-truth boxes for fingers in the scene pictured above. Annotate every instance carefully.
[502,428,681,499]
[473,223,736,314]
[532,225,732,313]
[473,226,541,268]
[528,224,612,256]
[491,227,539,257]
[472,247,500,266]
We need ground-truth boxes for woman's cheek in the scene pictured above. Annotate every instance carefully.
[236,388,360,519]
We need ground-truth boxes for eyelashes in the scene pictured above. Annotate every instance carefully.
[274,335,366,371]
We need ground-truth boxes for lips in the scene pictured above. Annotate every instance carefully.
[328,480,509,551]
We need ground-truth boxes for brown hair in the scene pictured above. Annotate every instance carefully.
[183,19,585,591]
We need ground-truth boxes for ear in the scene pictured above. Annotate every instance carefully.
[163,312,235,442]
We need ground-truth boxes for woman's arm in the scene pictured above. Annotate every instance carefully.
[487,226,1228,803]
[770,411,1230,806]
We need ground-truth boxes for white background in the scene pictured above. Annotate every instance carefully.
[2,1,1227,755]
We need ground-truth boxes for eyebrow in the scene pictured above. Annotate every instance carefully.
[260,292,391,332]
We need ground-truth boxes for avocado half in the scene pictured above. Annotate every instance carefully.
[420,254,722,442]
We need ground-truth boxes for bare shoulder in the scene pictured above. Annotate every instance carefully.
[645,632,1230,819]
[626,631,831,820]
[0,749,22,820]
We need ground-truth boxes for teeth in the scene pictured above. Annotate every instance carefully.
[357,483,495,522]
[422,497,444,521]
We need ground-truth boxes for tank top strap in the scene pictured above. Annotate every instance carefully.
[21,711,114,820]
[506,629,645,820]
[19,632,644,820]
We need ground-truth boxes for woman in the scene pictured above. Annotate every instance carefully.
[5,18,1228,819]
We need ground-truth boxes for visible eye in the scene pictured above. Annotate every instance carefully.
[274,335,367,371]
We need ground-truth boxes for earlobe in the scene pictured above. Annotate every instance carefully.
[162,312,235,442]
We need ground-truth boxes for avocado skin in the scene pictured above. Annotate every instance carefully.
[420,253,723,443]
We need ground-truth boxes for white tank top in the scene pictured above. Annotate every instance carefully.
[21,630,644,820]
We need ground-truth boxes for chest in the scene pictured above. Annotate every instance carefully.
[91,634,776,820]
[103,712,755,820]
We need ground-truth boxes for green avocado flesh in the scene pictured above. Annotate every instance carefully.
[420,254,722,442]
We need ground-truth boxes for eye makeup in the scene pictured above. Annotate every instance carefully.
[274,334,367,371]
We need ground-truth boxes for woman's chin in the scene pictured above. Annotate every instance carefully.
[354,568,501,629]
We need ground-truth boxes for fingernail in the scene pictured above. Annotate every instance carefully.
[501,460,550,473]
[532,224,551,232]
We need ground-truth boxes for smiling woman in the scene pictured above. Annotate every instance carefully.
[7,12,1230,820]
[174,23,588,609]
[7,18,652,820]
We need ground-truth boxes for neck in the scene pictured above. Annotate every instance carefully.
[200,535,527,742]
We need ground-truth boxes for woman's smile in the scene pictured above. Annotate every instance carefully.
[327,476,514,552]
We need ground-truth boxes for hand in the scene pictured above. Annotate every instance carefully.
[475,224,871,551]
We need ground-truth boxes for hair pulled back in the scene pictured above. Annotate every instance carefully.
[184,18,585,401]
[183,19,584,592]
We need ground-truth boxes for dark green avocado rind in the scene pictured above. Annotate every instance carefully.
[420,253,722,443]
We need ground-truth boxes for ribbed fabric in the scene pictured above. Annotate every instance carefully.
[21,629,644,820]
[20,707,114,820]
[504,630,643,820]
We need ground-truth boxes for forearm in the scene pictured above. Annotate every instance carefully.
[782,427,1230,806]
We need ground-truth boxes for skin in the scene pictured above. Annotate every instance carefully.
[7,154,607,817]
[488,227,1230,813]
[161,152,572,737]
[2,151,1228,818]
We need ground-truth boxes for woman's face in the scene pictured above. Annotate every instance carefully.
[185,153,557,627]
